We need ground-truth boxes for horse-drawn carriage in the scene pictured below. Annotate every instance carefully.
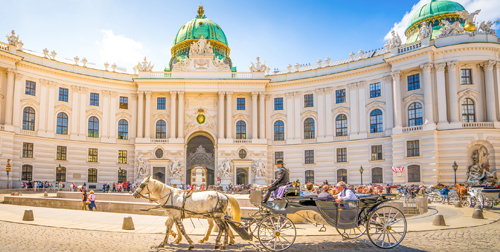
[235,187,407,251]
[466,185,500,208]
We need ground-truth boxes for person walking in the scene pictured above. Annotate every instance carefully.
[88,190,96,211]
[71,182,75,192]
[112,182,116,192]
[81,190,88,211]
[440,186,450,204]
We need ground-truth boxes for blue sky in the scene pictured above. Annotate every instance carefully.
[1,0,499,73]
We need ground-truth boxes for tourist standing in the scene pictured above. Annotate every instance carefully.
[440,186,450,204]
[112,182,116,192]
[102,183,106,193]
[71,182,75,192]
[81,190,88,210]
[385,184,391,194]
[88,191,96,211]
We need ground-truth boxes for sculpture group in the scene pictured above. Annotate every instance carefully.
[172,35,230,72]
[466,145,498,185]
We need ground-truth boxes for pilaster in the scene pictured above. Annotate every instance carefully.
[218,91,225,139]
[259,92,266,140]
[226,91,233,140]
[447,61,460,124]
[285,92,295,142]
[12,73,24,129]
[137,91,144,138]
[483,60,497,122]
[293,91,301,140]
[420,63,435,130]
[177,91,185,139]
[435,63,448,124]
[4,68,15,127]
[144,91,152,139]
[252,91,258,140]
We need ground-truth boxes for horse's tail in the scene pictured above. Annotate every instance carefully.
[226,195,241,223]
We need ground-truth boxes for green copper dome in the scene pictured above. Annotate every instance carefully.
[173,11,228,46]
[405,0,465,43]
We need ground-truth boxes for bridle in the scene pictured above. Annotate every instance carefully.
[135,181,173,205]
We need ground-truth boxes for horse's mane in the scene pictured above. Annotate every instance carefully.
[149,178,182,197]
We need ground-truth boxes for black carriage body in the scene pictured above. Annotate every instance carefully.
[259,188,396,229]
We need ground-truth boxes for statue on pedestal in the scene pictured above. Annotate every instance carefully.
[170,158,183,178]
[134,154,149,179]
[218,159,232,178]
[467,145,498,184]
[252,159,267,177]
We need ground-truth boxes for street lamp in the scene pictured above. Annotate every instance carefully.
[359,166,364,185]
[57,164,62,171]
[452,161,458,185]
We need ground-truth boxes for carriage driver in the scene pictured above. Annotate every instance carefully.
[262,160,289,203]
[333,181,358,203]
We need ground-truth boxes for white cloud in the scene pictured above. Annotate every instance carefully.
[385,0,500,43]
[97,30,149,72]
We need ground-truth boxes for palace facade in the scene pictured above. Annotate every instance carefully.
[0,1,499,189]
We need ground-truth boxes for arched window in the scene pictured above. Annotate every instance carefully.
[408,165,421,183]
[156,120,167,139]
[22,165,33,181]
[274,120,284,141]
[88,168,98,183]
[336,114,348,136]
[461,98,475,122]
[118,169,127,183]
[408,102,423,126]
[372,167,383,184]
[337,169,347,183]
[370,109,383,133]
[88,116,99,138]
[304,118,315,139]
[118,119,128,140]
[305,170,314,184]
[56,166,66,182]
[22,107,36,131]
[236,121,246,139]
[56,112,68,135]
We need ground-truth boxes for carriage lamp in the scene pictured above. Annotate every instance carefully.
[452,161,458,185]
[359,166,364,185]
[57,164,62,171]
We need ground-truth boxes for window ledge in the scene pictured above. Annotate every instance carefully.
[336,161,349,164]
[87,161,100,164]
[370,159,385,162]
[117,162,128,165]
[303,163,316,165]
[20,157,34,160]
[405,156,422,159]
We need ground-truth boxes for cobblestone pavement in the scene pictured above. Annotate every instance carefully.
[0,219,499,252]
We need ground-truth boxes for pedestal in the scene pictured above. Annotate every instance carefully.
[170,178,182,185]
[254,176,266,185]
[220,177,232,188]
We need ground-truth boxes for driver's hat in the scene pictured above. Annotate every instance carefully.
[276,160,284,165]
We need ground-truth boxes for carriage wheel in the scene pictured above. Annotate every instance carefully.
[336,225,367,239]
[367,206,407,249]
[257,215,296,252]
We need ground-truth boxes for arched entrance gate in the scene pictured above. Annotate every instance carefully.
[186,134,215,186]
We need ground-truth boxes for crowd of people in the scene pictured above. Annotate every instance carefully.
[21,181,66,191]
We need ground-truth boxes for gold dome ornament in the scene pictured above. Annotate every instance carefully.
[464,22,476,32]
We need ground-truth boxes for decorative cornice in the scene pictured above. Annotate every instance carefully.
[457,88,479,100]
[21,98,40,107]
[86,108,103,116]
[270,113,287,120]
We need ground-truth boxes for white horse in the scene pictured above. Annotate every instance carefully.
[133,177,241,250]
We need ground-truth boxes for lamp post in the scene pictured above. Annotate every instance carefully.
[452,161,458,185]
[359,166,364,185]
[118,167,122,183]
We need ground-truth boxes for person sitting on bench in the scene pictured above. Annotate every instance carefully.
[333,181,358,203]
[317,185,334,199]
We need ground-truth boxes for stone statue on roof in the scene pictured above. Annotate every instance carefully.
[456,9,481,31]
[249,57,269,73]
[478,20,497,35]
[136,57,154,72]
[418,21,433,39]
[385,30,402,49]
[438,20,464,37]
[6,30,19,46]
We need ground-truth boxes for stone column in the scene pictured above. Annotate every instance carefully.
[447,61,459,123]
[316,88,325,138]
[79,88,88,136]
[177,91,185,139]
[137,91,144,138]
[102,91,110,137]
[259,92,265,139]
[12,73,24,128]
[170,91,177,139]
[391,71,403,128]
[226,92,233,139]
[325,87,333,137]
[435,63,448,124]
[252,92,258,139]
[130,94,138,139]
[109,92,118,139]
[218,91,225,138]
[70,86,80,136]
[265,94,272,140]
[293,92,301,139]
[348,83,358,134]
[358,81,367,134]
[46,82,56,133]
[497,62,500,121]
[38,80,49,132]
[144,91,152,138]
[420,63,435,126]
[4,69,15,126]
[382,76,394,130]
[484,60,497,122]
[286,92,294,140]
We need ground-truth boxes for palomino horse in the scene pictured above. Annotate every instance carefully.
[456,183,468,203]
[133,177,241,250]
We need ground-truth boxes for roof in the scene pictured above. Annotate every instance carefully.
[173,16,228,46]
[406,0,465,34]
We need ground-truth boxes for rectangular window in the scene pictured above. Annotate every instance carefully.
[305,150,314,164]
[118,150,127,164]
[274,98,283,110]
[337,148,347,162]
[407,74,420,91]
[22,142,34,158]
[305,170,314,184]
[336,89,346,104]
[157,97,166,110]
[370,83,381,98]
[461,69,472,84]
[90,93,99,106]
[407,140,420,157]
[119,96,128,109]
[57,146,67,160]
[88,169,97,183]
[25,81,36,96]
[58,88,68,102]
[88,148,98,162]
[371,145,383,161]
[237,98,245,110]
[275,151,284,164]
[304,94,313,107]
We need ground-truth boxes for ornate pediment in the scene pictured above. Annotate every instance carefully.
[172,35,230,72]
[403,93,424,103]
[86,108,102,116]
[21,98,40,107]
[366,101,386,109]
[233,113,249,121]
[332,106,350,115]
[457,88,479,101]
[153,112,170,122]
[300,110,317,118]
[55,104,72,113]
[116,112,132,119]
[271,113,287,121]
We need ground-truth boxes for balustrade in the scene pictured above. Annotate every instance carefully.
[462,122,494,128]
[402,125,423,133]
[234,139,252,144]
[151,139,169,143]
